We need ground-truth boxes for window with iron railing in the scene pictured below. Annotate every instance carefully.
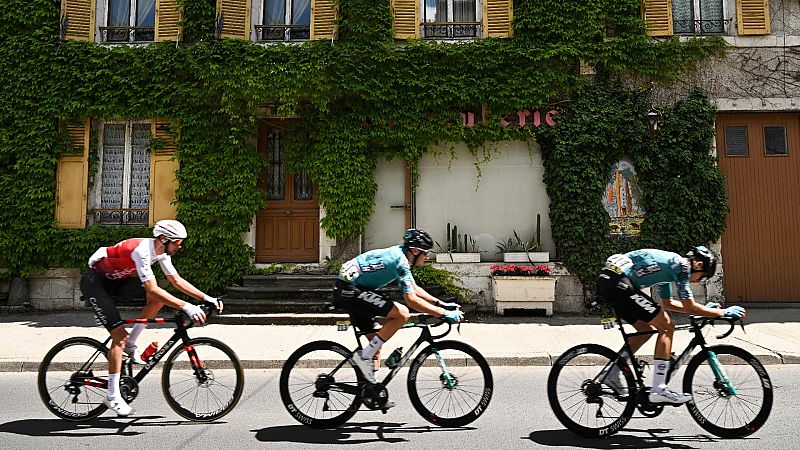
[672,0,730,35]
[422,0,481,39]
[100,0,155,43]
[93,122,151,225]
[255,0,311,42]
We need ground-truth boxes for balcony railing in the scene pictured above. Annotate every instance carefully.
[92,208,149,226]
[673,18,732,35]
[100,26,155,43]
[422,21,481,39]
[254,24,311,42]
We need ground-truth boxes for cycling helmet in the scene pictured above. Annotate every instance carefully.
[687,245,717,281]
[403,228,433,252]
[153,220,188,240]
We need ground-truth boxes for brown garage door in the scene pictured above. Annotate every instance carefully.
[716,113,800,302]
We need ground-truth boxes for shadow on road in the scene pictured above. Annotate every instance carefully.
[0,416,224,437]
[253,422,477,444]
[527,428,760,449]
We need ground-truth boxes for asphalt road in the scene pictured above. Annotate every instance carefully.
[0,366,795,449]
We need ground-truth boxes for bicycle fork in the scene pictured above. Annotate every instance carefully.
[432,348,456,389]
[706,350,737,396]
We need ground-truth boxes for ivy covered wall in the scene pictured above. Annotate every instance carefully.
[0,0,727,293]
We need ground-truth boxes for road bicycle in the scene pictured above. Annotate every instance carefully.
[547,309,772,439]
[38,302,244,422]
[279,313,493,428]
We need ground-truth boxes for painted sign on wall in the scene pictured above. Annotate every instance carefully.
[603,159,645,236]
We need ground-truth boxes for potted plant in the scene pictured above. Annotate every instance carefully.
[490,263,556,316]
[496,214,549,263]
[434,223,481,263]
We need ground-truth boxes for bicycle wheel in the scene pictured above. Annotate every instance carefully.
[161,337,244,422]
[279,340,361,428]
[407,340,493,427]
[683,344,773,438]
[547,343,636,438]
[38,337,110,421]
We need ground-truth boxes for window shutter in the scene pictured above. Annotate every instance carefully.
[155,0,183,42]
[643,0,673,37]
[55,119,90,228]
[149,120,179,225]
[215,0,251,39]
[737,0,770,36]
[483,0,513,38]
[311,0,337,40]
[391,0,419,39]
[60,0,97,41]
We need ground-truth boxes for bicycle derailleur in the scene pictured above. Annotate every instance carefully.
[361,383,390,411]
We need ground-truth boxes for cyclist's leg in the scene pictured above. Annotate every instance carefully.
[126,284,158,353]
[640,305,689,403]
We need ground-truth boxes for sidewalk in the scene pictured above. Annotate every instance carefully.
[0,308,797,371]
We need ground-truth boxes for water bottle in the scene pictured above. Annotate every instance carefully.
[141,342,158,362]
[385,348,403,369]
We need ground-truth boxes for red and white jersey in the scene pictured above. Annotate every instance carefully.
[88,238,177,282]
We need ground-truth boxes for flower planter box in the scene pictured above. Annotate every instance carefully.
[502,251,550,263]
[435,252,481,263]
[492,276,557,316]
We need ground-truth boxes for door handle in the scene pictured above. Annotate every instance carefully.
[285,209,291,215]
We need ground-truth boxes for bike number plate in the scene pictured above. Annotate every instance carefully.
[336,320,350,331]
[600,317,617,329]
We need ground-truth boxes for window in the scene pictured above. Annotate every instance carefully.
[422,0,481,39]
[724,126,749,156]
[101,0,155,43]
[256,0,311,42]
[93,122,151,225]
[672,0,727,35]
[764,125,788,156]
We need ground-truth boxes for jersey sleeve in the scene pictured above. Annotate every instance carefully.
[88,247,108,268]
[131,245,156,282]
[674,259,693,300]
[159,255,178,277]
[395,258,416,294]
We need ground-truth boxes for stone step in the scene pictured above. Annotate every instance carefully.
[242,275,338,288]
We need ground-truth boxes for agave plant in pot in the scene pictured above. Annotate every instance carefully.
[434,223,481,263]
[495,214,549,263]
[489,262,556,316]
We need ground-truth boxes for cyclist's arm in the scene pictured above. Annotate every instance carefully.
[404,289,447,317]
[142,278,190,310]
[661,297,726,318]
[166,273,207,302]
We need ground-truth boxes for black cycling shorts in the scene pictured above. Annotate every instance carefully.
[596,267,661,324]
[80,268,146,331]
[333,279,395,333]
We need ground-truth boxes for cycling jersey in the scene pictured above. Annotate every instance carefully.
[338,245,415,294]
[88,238,177,282]
[604,249,692,300]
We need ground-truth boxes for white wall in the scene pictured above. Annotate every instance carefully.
[415,141,553,261]
[364,158,408,250]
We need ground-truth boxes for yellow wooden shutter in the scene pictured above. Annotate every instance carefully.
[311,0,337,40]
[643,0,673,37]
[55,119,90,228]
[216,0,251,39]
[737,0,770,36]
[149,120,179,225]
[391,0,419,39]
[155,0,183,42]
[483,0,513,38]
[60,0,97,41]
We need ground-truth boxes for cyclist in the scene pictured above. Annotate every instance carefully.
[80,219,222,416]
[334,228,463,387]
[595,246,745,405]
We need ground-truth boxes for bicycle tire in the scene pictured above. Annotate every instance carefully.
[547,343,636,438]
[407,340,493,427]
[683,344,773,438]
[161,337,244,422]
[38,336,110,421]
[279,340,361,428]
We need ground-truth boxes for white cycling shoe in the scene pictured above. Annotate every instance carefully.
[603,373,627,396]
[349,350,378,384]
[124,345,146,365]
[104,397,134,417]
[649,388,692,404]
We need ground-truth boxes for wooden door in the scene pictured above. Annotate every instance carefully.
[716,113,800,302]
[256,120,320,262]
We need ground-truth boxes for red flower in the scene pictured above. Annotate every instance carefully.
[490,264,551,277]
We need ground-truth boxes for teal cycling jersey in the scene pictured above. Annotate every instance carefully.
[338,245,416,294]
[604,249,692,300]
